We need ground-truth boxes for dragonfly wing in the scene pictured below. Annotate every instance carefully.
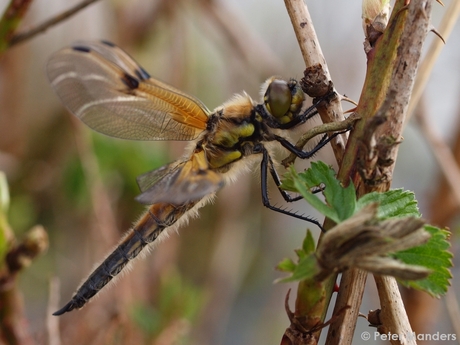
[135,152,224,205]
[136,160,182,193]
[47,40,210,141]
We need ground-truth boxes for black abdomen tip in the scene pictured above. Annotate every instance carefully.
[53,300,77,316]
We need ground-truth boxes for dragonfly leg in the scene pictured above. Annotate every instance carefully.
[265,152,323,203]
[275,129,347,160]
[259,147,322,229]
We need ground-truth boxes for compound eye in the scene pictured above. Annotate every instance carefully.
[264,79,292,119]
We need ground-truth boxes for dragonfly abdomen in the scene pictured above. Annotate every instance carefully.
[53,202,197,315]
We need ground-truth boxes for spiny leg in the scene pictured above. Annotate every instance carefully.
[266,152,323,203]
[275,129,347,160]
[259,147,322,229]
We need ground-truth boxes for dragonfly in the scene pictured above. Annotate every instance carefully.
[47,40,341,315]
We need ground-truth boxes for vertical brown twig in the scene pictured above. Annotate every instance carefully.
[284,0,435,344]
[328,1,433,344]
[284,0,347,166]
[405,0,460,122]
[0,0,34,52]
[281,2,348,343]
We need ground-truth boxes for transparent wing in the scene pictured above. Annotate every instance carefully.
[136,160,182,193]
[47,40,210,141]
[135,151,224,205]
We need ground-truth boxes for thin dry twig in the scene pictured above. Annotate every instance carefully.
[283,0,347,166]
[73,127,119,250]
[281,3,349,343]
[282,113,361,167]
[445,288,460,345]
[47,278,62,345]
[327,1,434,344]
[429,105,460,226]
[199,0,284,76]
[0,0,34,52]
[414,99,460,207]
[373,275,415,343]
[71,124,128,318]
[8,0,101,47]
[405,0,460,121]
[282,0,436,343]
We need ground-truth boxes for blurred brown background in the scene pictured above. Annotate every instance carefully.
[0,0,459,344]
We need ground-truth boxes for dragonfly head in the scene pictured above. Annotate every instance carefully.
[263,78,305,125]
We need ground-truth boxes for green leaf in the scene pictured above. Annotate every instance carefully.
[279,167,298,193]
[358,191,451,296]
[302,229,316,254]
[282,162,356,223]
[395,225,452,297]
[284,166,334,220]
[276,230,319,282]
[281,162,452,295]
[276,253,319,283]
[276,258,297,273]
[357,189,419,218]
[131,304,161,336]
[303,161,357,221]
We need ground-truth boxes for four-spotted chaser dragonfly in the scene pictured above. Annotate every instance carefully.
[47,40,339,315]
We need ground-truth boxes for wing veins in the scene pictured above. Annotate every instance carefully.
[47,41,213,141]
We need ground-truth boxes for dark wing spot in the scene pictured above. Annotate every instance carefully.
[72,45,91,53]
[100,40,116,47]
[135,67,150,80]
[121,73,139,89]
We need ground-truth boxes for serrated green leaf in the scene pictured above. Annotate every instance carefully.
[300,162,356,221]
[284,166,336,221]
[281,162,451,296]
[276,230,319,282]
[302,230,316,254]
[276,258,297,273]
[282,162,356,223]
[279,168,297,192]
[276,253,319,283]
[357,189,420,218]
[395,225,452,297]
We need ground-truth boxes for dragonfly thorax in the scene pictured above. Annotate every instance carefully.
[201,78,308,171]
[201,94,257,170]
